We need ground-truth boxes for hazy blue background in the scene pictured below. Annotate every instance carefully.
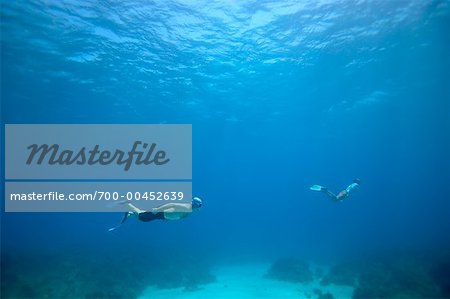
[1,0,450,281]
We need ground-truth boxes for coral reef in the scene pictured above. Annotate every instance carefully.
[266,257,313,283]
[321,261,360,287]
[314,288,335,299]
[321,253,448,299]
[320,252,450,298]
[430,257,450,298]
[351,254,441,299]
[1,250,216,298]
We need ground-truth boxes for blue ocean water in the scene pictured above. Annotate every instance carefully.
[1,1,450,298]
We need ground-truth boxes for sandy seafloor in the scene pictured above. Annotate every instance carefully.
[139,263,353,299]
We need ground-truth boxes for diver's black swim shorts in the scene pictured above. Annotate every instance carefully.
[138,211,165,222]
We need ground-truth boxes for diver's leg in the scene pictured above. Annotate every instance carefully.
[108,212,133,232]
[335,190,348,202]
[108,203,143,232]
[127,203,144,214]
[120,212,133,223]
[321,187,338,200]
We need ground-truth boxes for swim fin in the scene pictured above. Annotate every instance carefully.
[310,185,324,191]
[108,225,121,232]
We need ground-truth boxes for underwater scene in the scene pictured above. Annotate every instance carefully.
[1,0,450,298]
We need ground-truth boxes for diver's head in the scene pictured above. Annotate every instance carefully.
[354,178,361,184]
[192,197,203,210]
